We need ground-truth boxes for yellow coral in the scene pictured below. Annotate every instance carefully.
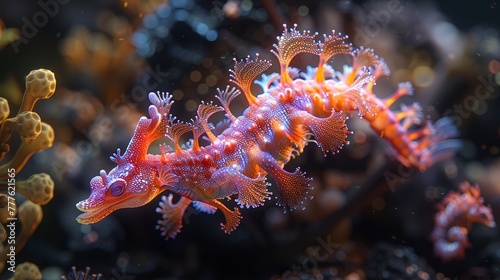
[8,262,42,280]
[20,69,56,113]
[17,173,54,206]
[0,69,56,177]
[0,123,54,178]
[0,98,9,124]
[0,69,56,275]
[15,111,42,141]
[0,194,14,225]
[0,19,20,51]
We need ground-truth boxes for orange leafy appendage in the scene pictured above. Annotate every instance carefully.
[76,24,460,239]
[431,182,495,261]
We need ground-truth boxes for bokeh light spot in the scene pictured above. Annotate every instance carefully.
[413,65,434,87]
[298,5,309,16]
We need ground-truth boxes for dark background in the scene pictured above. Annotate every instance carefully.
[0,0,499,279]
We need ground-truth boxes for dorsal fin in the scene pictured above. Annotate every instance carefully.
[230,54,271,106]
[122,92,174,162]
[197,101,224,143]
[166,121,191,153]
[271,24,319,85]
[215,86,241,123]
[315,32,352,83]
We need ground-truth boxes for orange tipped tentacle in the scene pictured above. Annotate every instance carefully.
[258,152,313,211]
[166,121,191,153]
[295,110,349,155]
[230,54,271,106]
[374,59,390,80]
[315,59,326,84]
[271,24,320,86]
[215,86,241,123]
[328,69,379,117]
[206,199,242,234]
[189,118,206,151]
[315,32,351,83]
[197,102,224,143]
[352,47,387,75]
[383,82,413,107]
[234,174,271,209]
[349,48,390,93]
[398,104,423,130]
[270,117,309,154]
[155,194,192,240]
[407,123,433,141]
[395,103,422,121]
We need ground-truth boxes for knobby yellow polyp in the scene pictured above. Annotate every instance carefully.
[0,69,56,275]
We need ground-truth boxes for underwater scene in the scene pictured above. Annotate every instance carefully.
[0,0,499,279]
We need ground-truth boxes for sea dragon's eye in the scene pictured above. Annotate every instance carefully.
[109,179,126,197]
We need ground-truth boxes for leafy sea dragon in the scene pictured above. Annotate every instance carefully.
[76,24,459,239]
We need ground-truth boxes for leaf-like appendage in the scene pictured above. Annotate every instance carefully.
[166,121,191,153]
[271,24,319,85]
[320,32,352,63]
[353,47,390,78]
[197,102,224,143]
[216,86,240,109]
[197,101,223,121]
[230,54,271,106]
[383,82,414,108]
[304,110,349,156]
[315,32,352,83]
[271,24,319,67]
[216,86,241,122]
[155,195,191,240]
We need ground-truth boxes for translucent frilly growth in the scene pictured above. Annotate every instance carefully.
[271,24,320,85]
[230,54,272,106]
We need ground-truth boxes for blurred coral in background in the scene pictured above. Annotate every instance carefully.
[0,69,55,276]
[0,0,499,279]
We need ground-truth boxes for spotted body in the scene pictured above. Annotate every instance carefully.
[76,24,459,239]
[431,182,495,261]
